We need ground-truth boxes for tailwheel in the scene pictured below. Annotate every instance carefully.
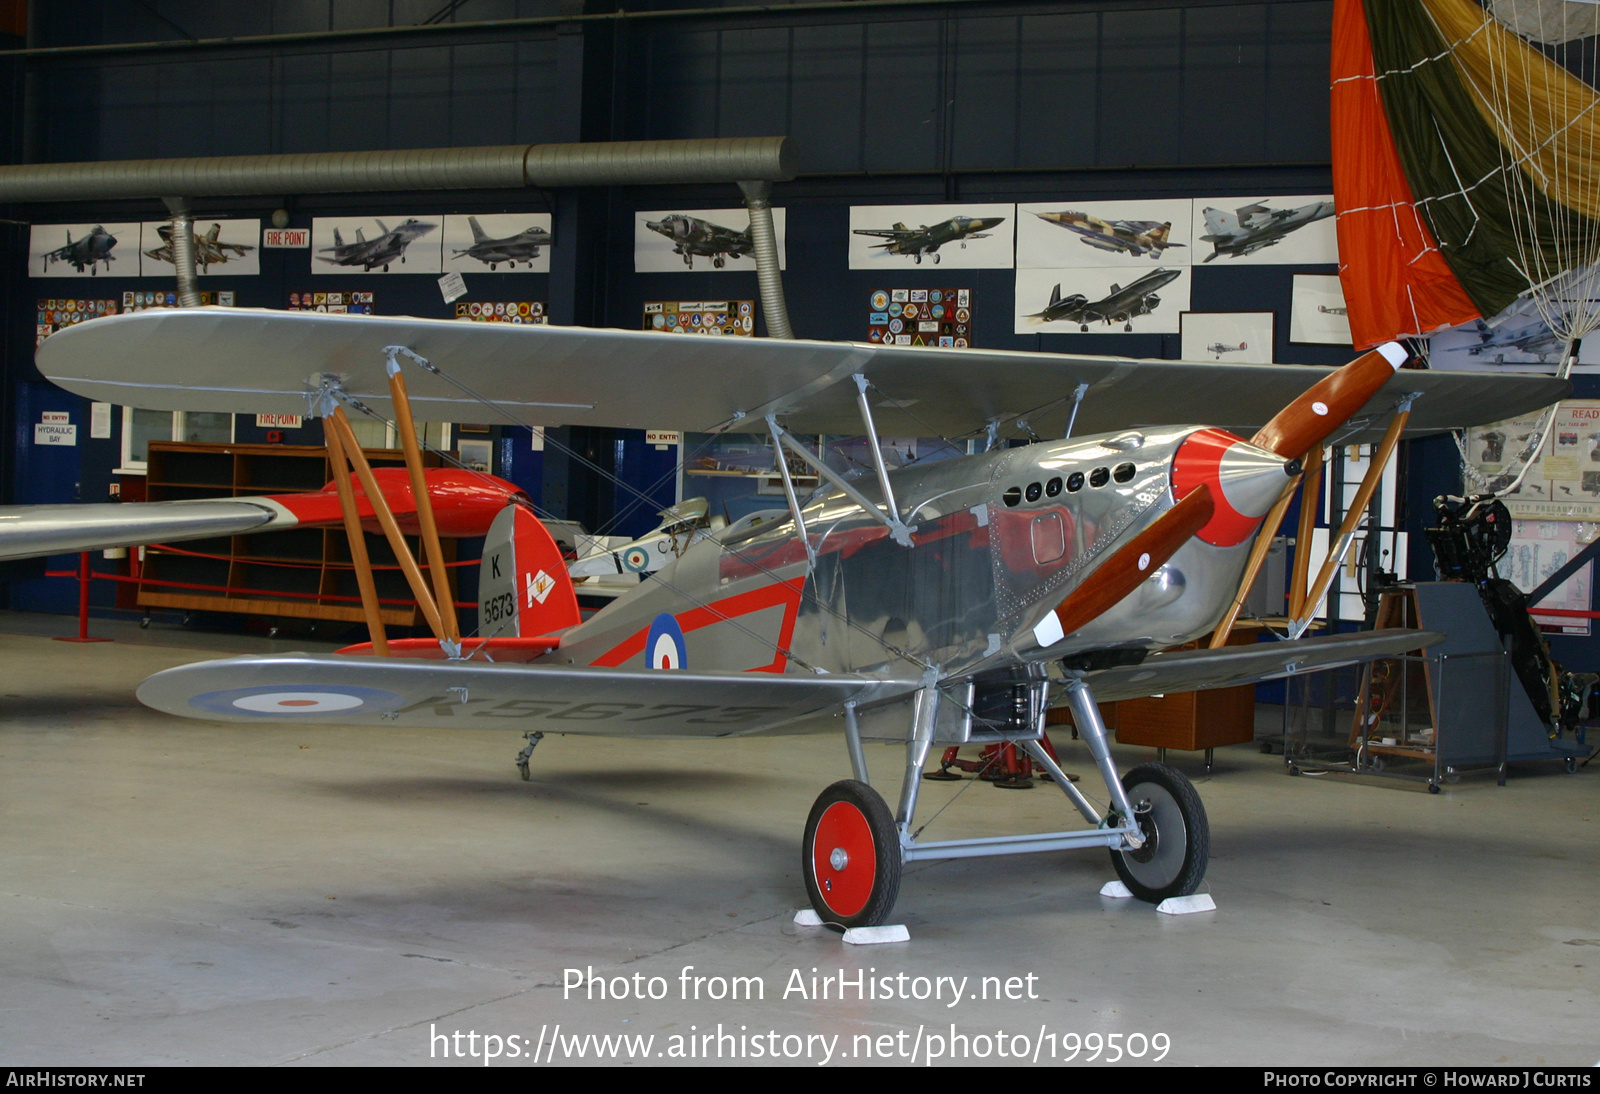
[803,779,902,928]
[1108,762,1209,903]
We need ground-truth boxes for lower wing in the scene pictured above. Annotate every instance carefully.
[137,655,922,738]
[1080,628,1442,703]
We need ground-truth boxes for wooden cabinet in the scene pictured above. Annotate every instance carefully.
[138,442,451,627]
[1108,627,1262,753]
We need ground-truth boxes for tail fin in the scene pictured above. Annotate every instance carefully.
[1049,283,1061,306]
[332,227,345,247]
[1200,207,1237,239]
[205,224,221,242]
[468,216,488,243]
[354,227,367,243]
[478,504,581,639]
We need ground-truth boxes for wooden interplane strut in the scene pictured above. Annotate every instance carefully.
[322,420,389,656]
[1293,410,1412,634]
[385,363,460,644]
[1209,473,1303,648]
[326,408,448,644]
[1289,444,1324,617]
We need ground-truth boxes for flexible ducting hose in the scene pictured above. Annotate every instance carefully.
[738,179,794,339]
[162,197,202,308]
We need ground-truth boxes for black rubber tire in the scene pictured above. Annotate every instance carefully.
[802,779,902,929]
[1108,762,1209,904]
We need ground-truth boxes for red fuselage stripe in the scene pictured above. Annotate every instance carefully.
[590,577,805,670]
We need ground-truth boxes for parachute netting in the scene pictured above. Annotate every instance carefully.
[1424,0,1600,492]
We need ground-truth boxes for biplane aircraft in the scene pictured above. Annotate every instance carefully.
[37,310,1565,927]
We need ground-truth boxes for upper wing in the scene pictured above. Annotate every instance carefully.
[0,499,278,561]
[1080,628,1442,703]
[136,654,922,738]
[37,308,1569,444]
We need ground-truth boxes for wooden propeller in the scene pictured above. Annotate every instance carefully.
[1050,483,1214,639]
[1249,342,1408,459]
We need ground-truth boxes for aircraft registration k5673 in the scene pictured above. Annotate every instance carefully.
[38,310,1567,927]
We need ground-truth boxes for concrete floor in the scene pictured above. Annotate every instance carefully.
[1,613,1597,1067]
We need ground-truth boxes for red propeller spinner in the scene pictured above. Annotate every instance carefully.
[1038,341,1410,645]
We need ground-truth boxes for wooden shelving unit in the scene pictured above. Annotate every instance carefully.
[139,442,452,627]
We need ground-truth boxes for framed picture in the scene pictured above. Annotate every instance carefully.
[457,438,493,473]
[457,423,491,434]
[1289,274,1353,345]
[1179,311,1274,363]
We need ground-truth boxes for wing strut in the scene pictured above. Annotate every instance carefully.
[326,406,456,654]
[322,412,389,656]
[768,378,916,547]
[383,346,460,647]
[1289,393,1419,639]
[766,413,816,570]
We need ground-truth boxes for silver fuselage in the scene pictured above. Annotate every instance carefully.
[555,427,1261,684]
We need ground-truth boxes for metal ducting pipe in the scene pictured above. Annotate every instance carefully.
[0,138,796,202]
[162,197,202,308]
[738,179,793,340]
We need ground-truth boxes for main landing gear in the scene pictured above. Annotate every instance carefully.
[800,677,1210,926]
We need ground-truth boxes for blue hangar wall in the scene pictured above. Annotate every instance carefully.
[5,0,1590,667]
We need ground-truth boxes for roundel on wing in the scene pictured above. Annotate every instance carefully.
[189,684,407,716]
[622,546,652,572]
[645,613,687,670]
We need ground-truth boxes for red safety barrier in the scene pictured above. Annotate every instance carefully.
[46,561,475,615]
[142,542,479,571]
[51,552,113,644]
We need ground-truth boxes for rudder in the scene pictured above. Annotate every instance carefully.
[478,504,581,639]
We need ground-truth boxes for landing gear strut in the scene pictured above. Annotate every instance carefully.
[799,679,1210,926]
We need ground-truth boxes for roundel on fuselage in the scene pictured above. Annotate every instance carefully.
[646,613,688,670]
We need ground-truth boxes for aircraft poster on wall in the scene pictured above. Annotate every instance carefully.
[634,208,786,272]
[442,214,552,274]
[1505,519,1592,635]
[1190,194,1338,265]
[867,287,972,346]
[1289,274,1353,345]
[1431,313,1600,373]
[847,204,1013,270]
[1464,400,1600,520]
[29,222,141,278]
[1013,266,1190,335]
[1179,311,1273,363]
[310,216,441,274]
[139,219,261,278]
[1015,200,1191,269]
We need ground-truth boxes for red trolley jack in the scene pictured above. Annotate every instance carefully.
[923,733,1076,790]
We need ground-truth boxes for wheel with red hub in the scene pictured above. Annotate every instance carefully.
[802,780,902,928]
